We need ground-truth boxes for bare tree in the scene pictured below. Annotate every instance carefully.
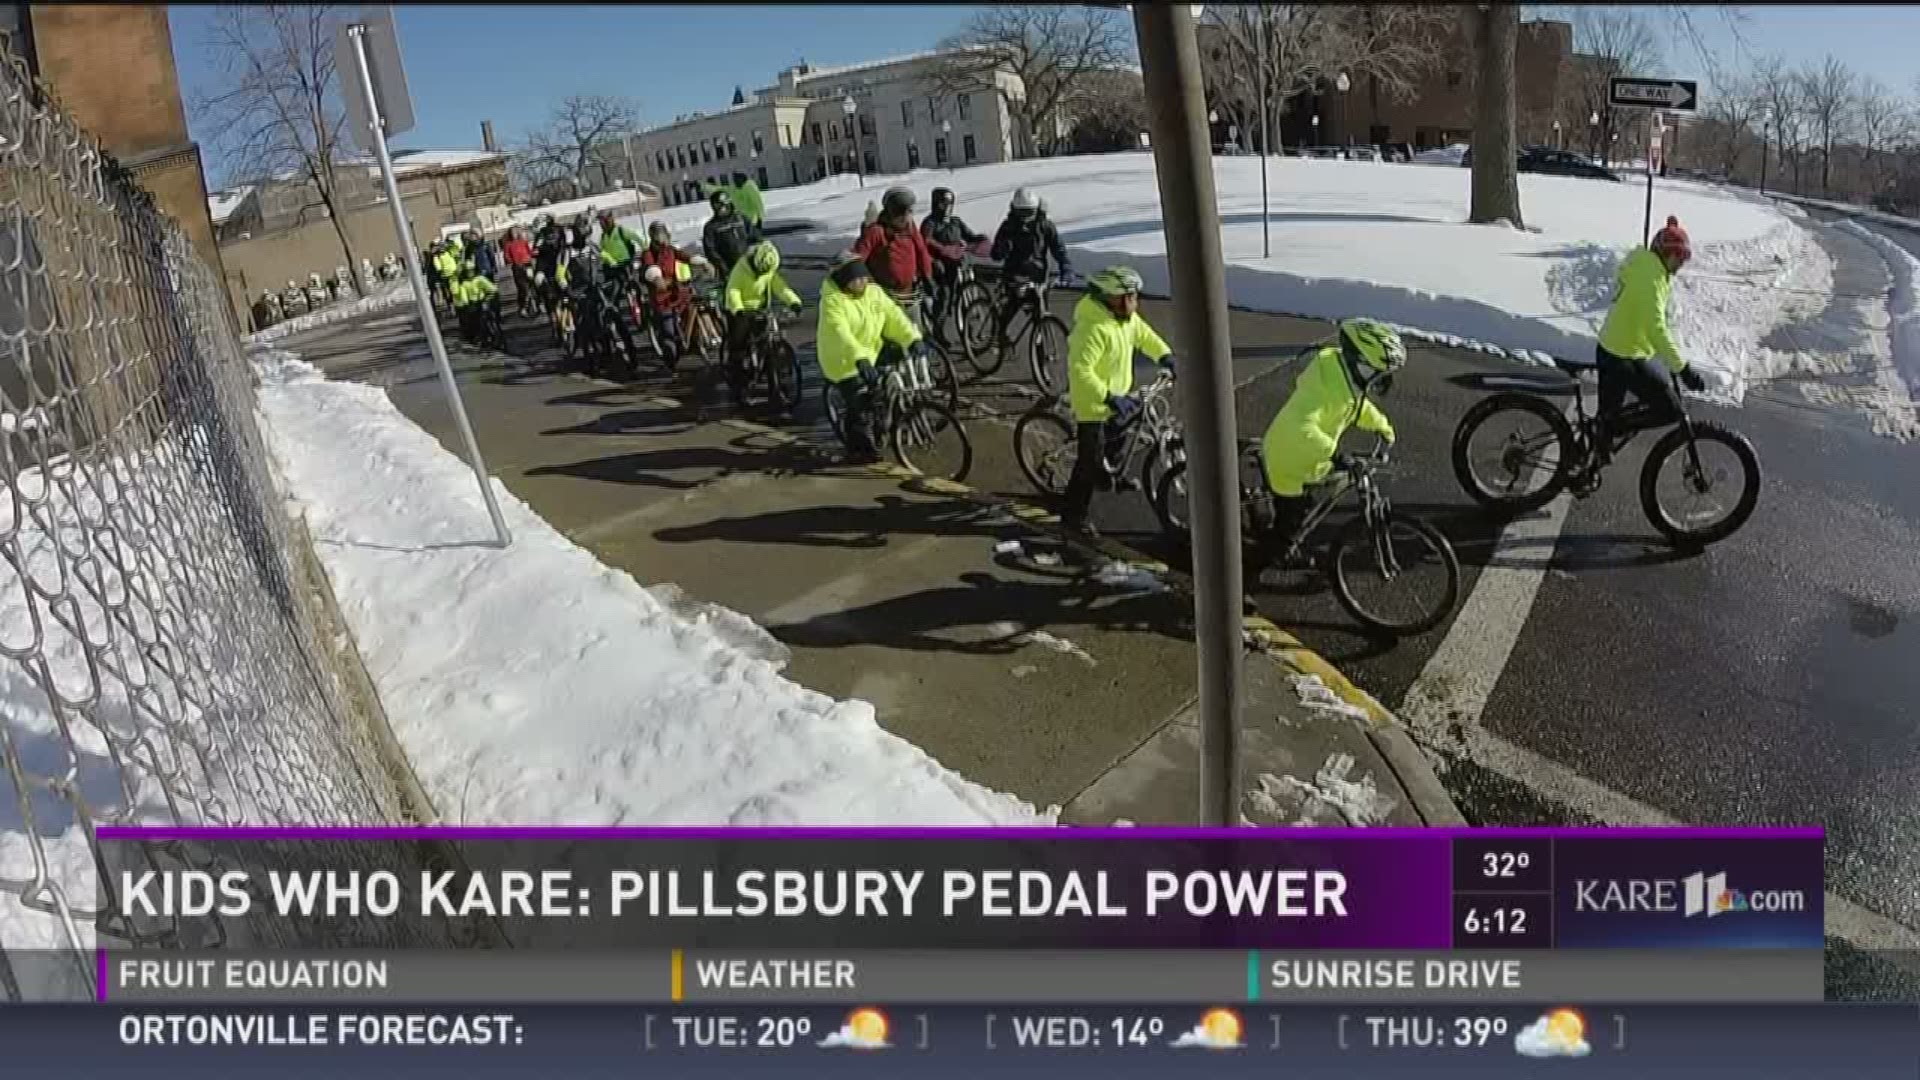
[1852,77,1912,199]
[1554,7,1664,162]
[1797,54,1857,196]
[1749,54,1808,193]
[925,6,1132,158]
[515,94,641,196]
[192,4,362,282]
[1700,70,1768,177]
[1061,69,1148,154]
[1469,4,1522,226]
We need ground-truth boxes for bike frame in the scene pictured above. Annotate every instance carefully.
[1560,361,1702,469]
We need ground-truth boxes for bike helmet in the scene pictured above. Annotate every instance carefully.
[829,250,871,289]
[1088,265,1144,298]
[644,265,665,286]
[710,189,733,213]
[882,186,915,217]
[1010,188,1037,213]
[573,213,592,233]
[931,187,955,214]
[648,221,672,243]
[1337,318,1406,387]
[747,240,780,275]
[1037,196,1050,215]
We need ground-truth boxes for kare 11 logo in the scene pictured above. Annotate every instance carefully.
[1575,870,1808,918]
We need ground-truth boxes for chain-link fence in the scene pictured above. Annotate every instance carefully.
[0,44,456,1001]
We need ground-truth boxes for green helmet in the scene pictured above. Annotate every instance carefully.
[747,241,779,274]
[1087,265,1143,298]
[1338,318,1407,375]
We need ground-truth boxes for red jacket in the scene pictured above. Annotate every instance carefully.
[502,236,534,267]
[852,219,934,294]
[639,244,694,314]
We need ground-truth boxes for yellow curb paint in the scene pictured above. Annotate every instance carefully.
[919,478,971,496]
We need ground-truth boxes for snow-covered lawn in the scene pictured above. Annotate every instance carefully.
[629,153,1827,403]
[252,348,1051,830]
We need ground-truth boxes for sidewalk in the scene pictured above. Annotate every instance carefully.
[272,302,1462,827]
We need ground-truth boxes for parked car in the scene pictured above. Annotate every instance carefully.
[1303,145,1345,159]
[1412,143,1470,167]
[1518,146,1621,181]
[1346,145,1381,162]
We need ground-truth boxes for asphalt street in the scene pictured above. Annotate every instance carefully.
[298,249,1918,997]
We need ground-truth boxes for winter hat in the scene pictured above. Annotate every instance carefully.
[830,252,871,288]
[1651,215,1690,261]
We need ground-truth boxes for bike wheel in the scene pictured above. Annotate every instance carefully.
[1140,434,1186,520]
[822,380,848,445]
[1153,460,1191,538]
[956,282,1002,378]
[767,339,802,417]
[1014,407,1078,497]
[1327,511,1461,636]
[1029,314,1070,398]
[891,400,972,483]
[931,343,963,414]
[1638,420,1760,547]
[614,320,640,379]
[1451,392,1577,513]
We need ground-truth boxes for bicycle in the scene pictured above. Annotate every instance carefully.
[1450,355,1760,547]
[728,304,805,417]
[822,347,973,483]
[571,277,642,379]
[972,275,1072,396]
[1157,442,1461,636]
[933,250,998,377]
[893,285,963,415]
[1013,370,1185,515]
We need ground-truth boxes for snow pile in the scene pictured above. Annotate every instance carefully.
[250,348,1054,829]
[626,154,1819,400]
[1834,221,1920,438]
[248,280,416,344]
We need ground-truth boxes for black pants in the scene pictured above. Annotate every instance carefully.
[1062,415,1134,527]
[1595,344,1681,452]
[835,342,908,459]
[1248,493,1310,566]
[724,310,764,385]
[996,275,1041,345]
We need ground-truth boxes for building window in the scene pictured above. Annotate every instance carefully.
[757,165,770,188]
[655,151,665,172]
[783,125,794,146]
[790,161,801,185]
[907,142,920,169]
[702,140,713,163]
[928,96,941,124]
[964,134,977,163]
[751,130,764,155]
[810,121,822,144]
[859,114,875,137]
[901,100,913,128]
[827,121,838,141]
[727,134,738,158]
[864,150,877,174]
[958,93,972,120]
[830,154,843,174]
[935,137,948,166]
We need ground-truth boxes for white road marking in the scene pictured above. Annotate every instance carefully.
[1397,395,1919,957]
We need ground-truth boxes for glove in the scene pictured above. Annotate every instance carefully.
[1160,354,1177,378]
[1106,395,1140,426]
[783,297,804,314]
[1678,365,1706,392]
[1331,451,1359,472]
[856,361,880,389]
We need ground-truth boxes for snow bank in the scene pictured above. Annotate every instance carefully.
[251,348,1053,829]
[1838,221,1920,435]
[248,280,416,344]
[627,154,1818,400]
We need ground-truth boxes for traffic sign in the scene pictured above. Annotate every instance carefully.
[335,6,415,151]
[1609,76,1697,112]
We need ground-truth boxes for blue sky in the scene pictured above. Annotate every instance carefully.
[169,5,1919,188]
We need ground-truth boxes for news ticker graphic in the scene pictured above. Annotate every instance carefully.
[94,825,1825,955]
[4,1003,1917,1076]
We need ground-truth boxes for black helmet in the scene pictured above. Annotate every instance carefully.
[829,250,871,289]
[882,186,915,217]
[931,187,955,214]
[710,189,733,213]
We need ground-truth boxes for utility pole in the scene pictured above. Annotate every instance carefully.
[1134,3,1243,827]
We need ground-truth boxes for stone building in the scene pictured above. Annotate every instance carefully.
[0,4,223,273]
[614,50,1025,207]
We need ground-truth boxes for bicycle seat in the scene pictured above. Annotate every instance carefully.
[1550,355,1596,375]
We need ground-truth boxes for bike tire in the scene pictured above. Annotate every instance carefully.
[1014,407,1078,497]
[1030,314,1071,398]
[1451,391,1577,513]
[931,343,963,414]
[1152,459,1191,538]
[767,339,803,417]
[956,282,1002,378]
[1326,511,1461,636]
[891,400,972,483]
[822,380,848,445]
[614,320,640,380]
[1638,420,1760,547]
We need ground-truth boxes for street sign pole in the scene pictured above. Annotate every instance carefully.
[344,20,510,548]
[1644,114,1661,244]
[1610,77,1693,248]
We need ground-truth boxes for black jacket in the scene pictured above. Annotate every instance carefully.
[921,212,986,265]
[702,212,761,274]
[991,212,1070,282]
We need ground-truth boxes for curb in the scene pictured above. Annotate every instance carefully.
[640,380,1467,828]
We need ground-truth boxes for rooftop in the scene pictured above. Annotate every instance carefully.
[207,185,255,225]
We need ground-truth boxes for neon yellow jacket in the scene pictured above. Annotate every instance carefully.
[451,274,498,309]
[1066,295,1172,423]
[1261,346,1394,497]
[1598,247,1686,372]
[600,224,645,267]
[815,278,920,384]
[432,247,461,282]
[724,258,801,315]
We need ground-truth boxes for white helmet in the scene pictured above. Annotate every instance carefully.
[1037,196,1049,215]
[1010,188,1037,212]
[286,280,298,290]
[643,265,665,286]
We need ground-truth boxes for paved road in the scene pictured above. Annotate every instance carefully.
[296,254,1919,997]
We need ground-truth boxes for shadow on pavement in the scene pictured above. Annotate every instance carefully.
[654,493,1009,550]
[525,439,802,490]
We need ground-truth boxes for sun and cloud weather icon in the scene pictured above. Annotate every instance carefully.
[817,1007,891,1050]
[1514,1008,1592,1059]
[1168,1008,1245,1050]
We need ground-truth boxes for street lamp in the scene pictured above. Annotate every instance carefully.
[1334,71,1351,147]
[1552,119,1562,150]
[941,118,953,173]
[1311,114,1320,144]
[843,96,863,188]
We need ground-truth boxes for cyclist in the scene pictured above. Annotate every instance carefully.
[1592,215,1707,469]
[817,252,925,463]
[921,186,987,342]
[853,186,936,304]
[597,208,646,280]
[1061,266,1176,537]
[450,260,502,347]
[702,189,761,276]
[1254,318,1402,563]
[637,221,701,360]
[531,214,567,316]
[723,239,804,396]
[502,227,535,314]
[990,187,1073,352]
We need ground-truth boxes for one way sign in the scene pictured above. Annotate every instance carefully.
[1609,76,1698,112]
